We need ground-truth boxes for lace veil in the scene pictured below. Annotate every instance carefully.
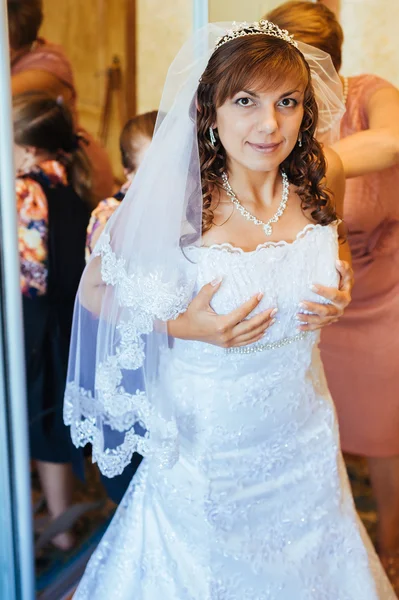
[64,22,345,477]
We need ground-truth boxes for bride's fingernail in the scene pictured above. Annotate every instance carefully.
[269,318,276,326]
[257,292,264,301]
[270,308,278,317]
[310,284,318,292]
[211,276,223,287]
[299,302,307,309]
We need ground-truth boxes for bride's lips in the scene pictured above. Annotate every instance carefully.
[247,141,282,154]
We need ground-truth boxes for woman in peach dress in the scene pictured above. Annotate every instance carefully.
[8,0,113,205]
[267,0,399,588]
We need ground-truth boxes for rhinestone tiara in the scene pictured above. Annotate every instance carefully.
[214,20,298,51]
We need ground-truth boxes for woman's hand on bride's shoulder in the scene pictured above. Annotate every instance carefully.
[296,260,353,331]
[167,278,277,348]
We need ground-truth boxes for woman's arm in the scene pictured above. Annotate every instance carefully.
[297,147,353,331]
[324,147,352,264]
[331,86,399,179]
[172,151,353,342]
[82,257,276,347]
[86,151,351,343]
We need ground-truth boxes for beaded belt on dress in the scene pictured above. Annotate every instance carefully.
[224,331,310,354]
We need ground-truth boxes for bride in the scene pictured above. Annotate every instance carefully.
[65,21,395,599]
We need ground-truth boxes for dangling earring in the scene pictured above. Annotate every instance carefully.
[209,126,217,146]
[298,133,303,148]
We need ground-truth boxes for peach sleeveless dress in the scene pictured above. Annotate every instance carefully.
[11,39,114,205]
[320,74,399,457]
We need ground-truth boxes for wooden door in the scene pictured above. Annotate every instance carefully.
[40,0,136,177]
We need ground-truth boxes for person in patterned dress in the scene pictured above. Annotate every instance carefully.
[14,90,92,550]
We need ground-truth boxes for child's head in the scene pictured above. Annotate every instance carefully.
[119,111,158,179]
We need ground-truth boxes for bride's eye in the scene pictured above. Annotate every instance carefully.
[278,97,298,108]
[236,97,255,107]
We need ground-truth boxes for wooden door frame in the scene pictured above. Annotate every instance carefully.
[125,0,137,118]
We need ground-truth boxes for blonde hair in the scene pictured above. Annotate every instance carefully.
[265,1,343,72]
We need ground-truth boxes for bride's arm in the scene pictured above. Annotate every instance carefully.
[297,148,353,331]
[80,254,277,347]
[168,282,277,348]
[79,256,107,316]
[81,156,352,341]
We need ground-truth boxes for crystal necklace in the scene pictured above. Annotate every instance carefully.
[221,170,289,237]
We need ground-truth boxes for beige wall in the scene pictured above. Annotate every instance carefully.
[340,0,399,87]
[209,0,282,22]
[137,0,192,113]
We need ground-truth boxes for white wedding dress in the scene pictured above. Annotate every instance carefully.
[74,223,394,599]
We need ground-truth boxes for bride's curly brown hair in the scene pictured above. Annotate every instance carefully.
[196,34,337,235]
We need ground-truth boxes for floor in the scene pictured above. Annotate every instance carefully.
[33,459,115,599]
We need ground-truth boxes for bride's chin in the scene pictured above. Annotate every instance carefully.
[244,159,284,173]
[239,151,289,172]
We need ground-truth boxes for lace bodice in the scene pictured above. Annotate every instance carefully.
[182,223,339,353]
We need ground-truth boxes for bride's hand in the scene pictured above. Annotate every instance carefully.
[296,260,353,331]
[167,277,277,348]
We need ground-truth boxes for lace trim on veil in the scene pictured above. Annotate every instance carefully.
[64,233,192,477]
